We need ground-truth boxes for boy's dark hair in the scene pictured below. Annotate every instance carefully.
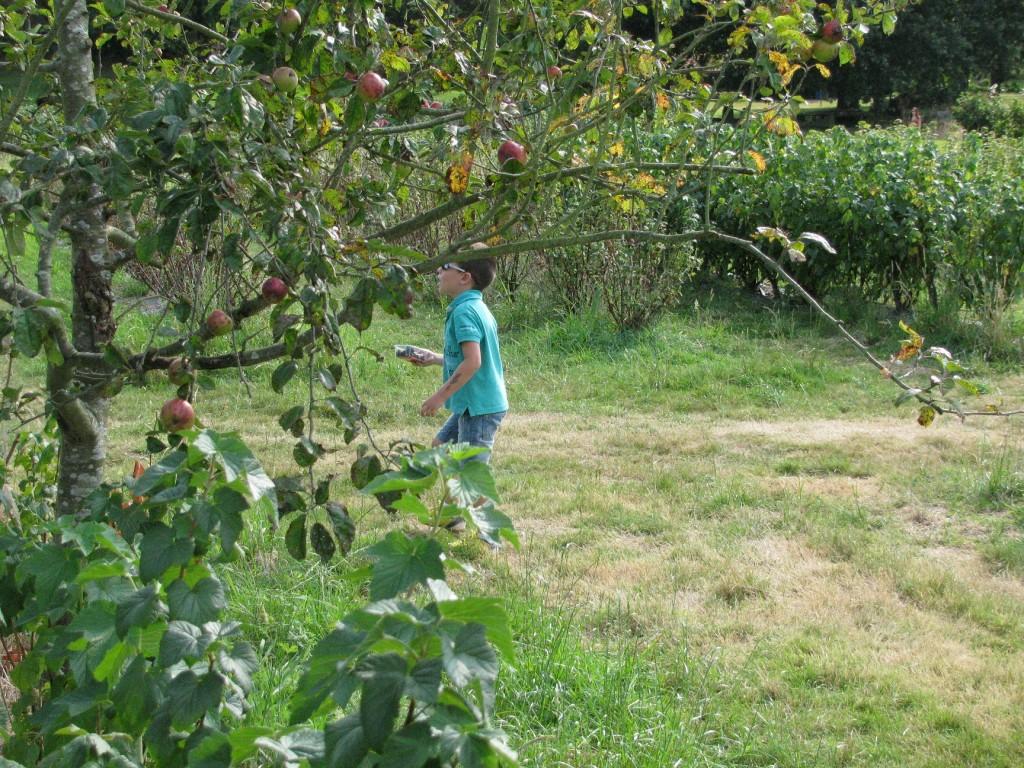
[463,257,496,290]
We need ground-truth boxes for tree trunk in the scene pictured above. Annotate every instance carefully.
[53,0,117,518]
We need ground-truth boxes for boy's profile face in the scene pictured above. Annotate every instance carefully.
[437,263,473,298]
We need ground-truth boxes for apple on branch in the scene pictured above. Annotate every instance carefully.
[497,139,527,169]
[821,20,843,44]
[159,398,195,432]
[272,66,299,93]
[276,8,301,35]
[356,72,388,102]
[206,309,233,337]
[262,277,288,303]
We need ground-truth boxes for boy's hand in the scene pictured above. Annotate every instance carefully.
[405,354,442,368]
[410,351,441,366]
[420,394,445,417]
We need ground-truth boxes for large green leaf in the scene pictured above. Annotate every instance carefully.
[441,623,498,688]
[285,514,307,560]
[133,450,188,496]
[139,524,193,582]
[115,584,164,637]
[446,460,500,505]
[165,670,225,729]
[289,626,365,724]
[112,655,160,732]
[326,502,356,556]
[159,620,206,666]
[12,308,45,358]
[366,532,445,600]
[362,466,437,496]
[438,598,514,661]
[167,577,226,624]
[405,657,442,703]
[377,721,435,768]
[356,653,406,749]
[191,430,277,504]
[310,522,337,562]
[323,714,369,768]
[218,641,258,693]
[467,501,519,549]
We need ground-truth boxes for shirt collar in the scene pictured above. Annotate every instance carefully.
[446,289,481,313]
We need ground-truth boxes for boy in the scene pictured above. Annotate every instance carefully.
[404,253,508,464]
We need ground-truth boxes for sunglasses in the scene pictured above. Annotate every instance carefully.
[440,262,467,273]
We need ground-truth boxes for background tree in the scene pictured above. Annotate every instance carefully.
[831,0,1024,112]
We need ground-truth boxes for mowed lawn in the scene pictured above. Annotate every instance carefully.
[9,264,1024,766]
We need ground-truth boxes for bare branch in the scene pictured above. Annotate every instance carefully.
[0,142,29,158]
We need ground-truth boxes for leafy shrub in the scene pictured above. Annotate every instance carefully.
[704,126,1024,322]
[953,91,1024,137]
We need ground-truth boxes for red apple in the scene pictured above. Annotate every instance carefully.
[547,65,562,79]
[159,398,195,432]
[206,309,233,337]
[372,117,390,127]
[276,8,301,35]
[497,139,526,167]
[422,99,443,110]
[261,277,288,303]
[811,39,839,63]
[821,20,843,44]
[356,71,387,102]
[157,4,169,12]
[167,357,192,385]
[271,66,299,93]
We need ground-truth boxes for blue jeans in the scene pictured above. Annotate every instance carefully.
[435,410,506,463]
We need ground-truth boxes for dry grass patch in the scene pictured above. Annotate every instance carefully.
[492,410,1024,749]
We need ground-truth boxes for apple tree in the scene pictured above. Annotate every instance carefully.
[0,0,920,765]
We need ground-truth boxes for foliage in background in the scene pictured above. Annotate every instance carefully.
[952,91,1024,138]
[702,125,1024,338]
[829,0,1024,111]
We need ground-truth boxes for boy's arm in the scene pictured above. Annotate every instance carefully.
[420,341,480,416]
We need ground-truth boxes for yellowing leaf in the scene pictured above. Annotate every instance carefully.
[747,150,766,173]
[763,113,802,137]
[917,406,936,427]
[380,49,411,74]
[446,164,469,194]
[781,64,801,87]
[767,51,789,75]
[814,63,832,79]
[656,91,670,111]
[608,142,625,157]
[445,152,473,194]
[727,26,750,50]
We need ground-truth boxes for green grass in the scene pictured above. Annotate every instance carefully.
[5,241,1024,766]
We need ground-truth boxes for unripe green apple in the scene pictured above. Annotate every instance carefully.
[811,39,839,63]
[276,8,301,35]
[271,66,299,93]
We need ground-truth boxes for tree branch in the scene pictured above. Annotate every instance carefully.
[0,277,79,362]
[124,0,230,44]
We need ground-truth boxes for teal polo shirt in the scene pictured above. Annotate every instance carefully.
[443,290,508,416]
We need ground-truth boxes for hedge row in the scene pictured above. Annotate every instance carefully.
[703,126,1024,312]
